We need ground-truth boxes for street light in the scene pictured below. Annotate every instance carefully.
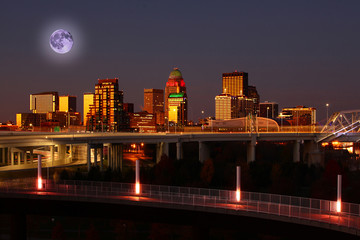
[266,107,269,132]
[326,103,329,122]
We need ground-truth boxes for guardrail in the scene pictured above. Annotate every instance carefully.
[1,178,359,232]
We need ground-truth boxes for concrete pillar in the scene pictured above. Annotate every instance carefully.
[30,150,34,164]
[108,144,112,169]
[100,145,104,171]
[69,144,73,162]
[293,140,301,163]
[22,151,26,164]
[1,148,4,164]
[119,144,123,172]
[94,148,98,166]
[87,143,91,171]
[247,135,256,163]
[176,141,182,160]
[156,142,169,163]
[11,150,14,166]
[199,141,209,163]
[50,146,54,166]
[58,144,66,163]
[17,152,21,165]
[303,140,322,166]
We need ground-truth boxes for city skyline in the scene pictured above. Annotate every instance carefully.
[2,1,360,123]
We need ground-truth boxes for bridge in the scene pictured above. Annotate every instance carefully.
[0,178,359,238]
[1,109,360,172]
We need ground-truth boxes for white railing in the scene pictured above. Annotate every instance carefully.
[0,178,359,231]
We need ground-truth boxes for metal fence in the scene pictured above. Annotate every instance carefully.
[1,178,359,231]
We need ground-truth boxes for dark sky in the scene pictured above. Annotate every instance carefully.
[1,0,360,123]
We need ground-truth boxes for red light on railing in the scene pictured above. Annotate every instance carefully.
[37,177,42,190]
[236,190,241,202]
[336,200,341,213]
[135,182,140,195]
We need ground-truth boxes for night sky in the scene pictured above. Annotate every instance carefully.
[1,0,360,123]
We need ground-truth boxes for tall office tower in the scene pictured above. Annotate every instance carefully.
[30,92,59,113]
[222,71,248,96]
[165,68,186,121]
[59,95,77,112]
[215,94,239,120]
[259,102,279,118]
[168,93,188,125]
[144,88,164,125]
[83,93,94,126]
[86,78,127,132]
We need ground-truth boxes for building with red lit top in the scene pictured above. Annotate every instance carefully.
[165,68,187,125]
[86,78,128,132]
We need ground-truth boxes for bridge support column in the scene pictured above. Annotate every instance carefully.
[30,150,34,164]
[58,144,66,164]
[11,149,14,166]
[293,140,301,163]
[110,144,123,171]
[100,145,104,171]
[303,140,322,166]
[69,144,73,163]
[87,143,91,172]
[199,141,209,163]
[156,142,169,163]
[16,152,20,165]
[50,145,54,166]
[176,141,182,160]
[94,148,98,167]
[1,148,4,164]
[107,144,112,169]
[247,135,256,163]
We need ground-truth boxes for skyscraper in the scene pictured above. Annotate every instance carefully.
[30,92,59,113]
[59,95,76,112]
[215,94,239,120]
[168,92,188,125]
[86,78,127,132]
[165,68,187,123]
[259,102,279,118]
[222,71,248,96]
[144,88,164,125]
[83,93,94,126]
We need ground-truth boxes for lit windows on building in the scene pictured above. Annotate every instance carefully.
[165,68,187,121]
[59,95,76,112]
[144,89,164,125]
[222,71,248,96]
[167,92,187,125]
[215,94,239,120]
[30,92,59,113]
[86,78,128,132]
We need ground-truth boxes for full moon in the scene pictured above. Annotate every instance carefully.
[49,29,73,54]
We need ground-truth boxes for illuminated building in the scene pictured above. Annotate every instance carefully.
[86,78,128,132]
[16,113,46,128]
[46,111,81,127]
[123,103,134,113]
[222,71,248,96]
[279,106,316,126]
[259,102,278,118]
[165,68,186,121]
[144,89,164,125]
[59,95,76,112]
[30,92,59,113]
[129,111,156,133]
[168,92,188,125]
[238,96,258,117]
[83,93,94,126]
[215,94,239,120]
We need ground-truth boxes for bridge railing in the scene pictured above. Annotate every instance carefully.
[1,178,360,232]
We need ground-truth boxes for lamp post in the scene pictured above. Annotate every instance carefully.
[326,103,329,122]
[337,174,342,213]
[266,107,269,132]
[201,110,204,131]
